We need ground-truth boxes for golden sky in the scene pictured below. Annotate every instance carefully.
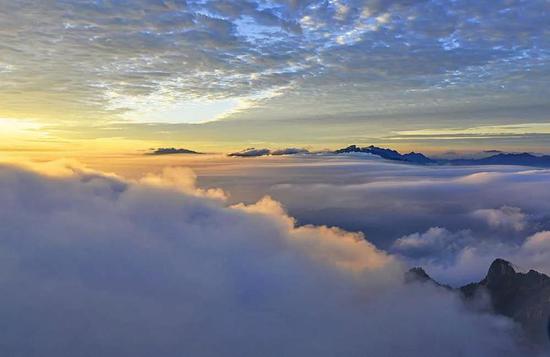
[1,0,549,158]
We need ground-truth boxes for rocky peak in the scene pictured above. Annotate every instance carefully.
[485,258,517,284]
[405,267,451,289]
[405,267,431,283]
[408,258,550,346]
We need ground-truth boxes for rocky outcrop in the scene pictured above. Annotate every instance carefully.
[407,259,550,345]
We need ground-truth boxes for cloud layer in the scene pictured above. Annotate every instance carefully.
[2,0,548,148]
[0,161,535,356]
[163,155,550,285]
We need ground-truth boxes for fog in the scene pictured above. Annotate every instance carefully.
[0,160,538,356]
[182,155,550,285]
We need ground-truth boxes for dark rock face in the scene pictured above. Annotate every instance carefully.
[461,259,550,344]
[405,267,451,289]
[228,148,271,157]
[405,267,432,283]
[407,259,550,345]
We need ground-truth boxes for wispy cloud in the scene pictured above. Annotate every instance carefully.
[1,0,548,134]
[392,123,550,140]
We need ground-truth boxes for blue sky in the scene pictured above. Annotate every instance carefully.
[0,0,548,152]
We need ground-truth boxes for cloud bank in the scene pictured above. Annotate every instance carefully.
[0,161,534,356]
[2,0,548,138]
[251,159,550,285]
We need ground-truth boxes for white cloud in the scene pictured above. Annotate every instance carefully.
[509,231,550,273]
[210,157,550,285]
[394,123,550,139]
[392,227,473,260]
[233,196,394,272]
[140,166,228,200]
[333,1,350,21]
[420,230,550,286]
[0,161,532,356]
[1,0,548,128]
[472,206,526,232]
[375,12,391,25]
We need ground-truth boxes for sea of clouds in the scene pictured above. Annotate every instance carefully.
[0,160,544,356]
[266,163,550,286]
[188,155,550,286]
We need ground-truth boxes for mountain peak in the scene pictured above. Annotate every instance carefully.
[486,258,517,279]
[405,267,432,283]
[333,145,550,167]
[411,259,550,345]
[405,267,451,289]
[334,145,435,164]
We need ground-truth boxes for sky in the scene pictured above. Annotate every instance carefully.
[1,0,549,156]
[2,3,550,354]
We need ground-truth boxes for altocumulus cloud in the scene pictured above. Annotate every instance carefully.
[0,161,534,356]
[1,0,548,125]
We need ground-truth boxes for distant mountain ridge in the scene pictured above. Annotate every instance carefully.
[228,147,310,157]
[334,145,550,167]
[184,144,550,167]
[148,147,202,155]
[407,259,550,346]
[334,145,435,164]
[441,152,550,167]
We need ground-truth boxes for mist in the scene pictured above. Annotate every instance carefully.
[0,161,536,356]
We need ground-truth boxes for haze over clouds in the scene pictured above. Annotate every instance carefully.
[0,161,539,356]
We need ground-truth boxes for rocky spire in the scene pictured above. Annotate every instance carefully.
[485,258,517,285]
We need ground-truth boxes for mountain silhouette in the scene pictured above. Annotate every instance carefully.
[334,145,550,167]
[334,145,435,164]
[148,147,202,155]
[407,259,550,346]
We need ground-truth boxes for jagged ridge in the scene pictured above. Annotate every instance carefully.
[334,145,550,167]
[407,259,550,345]
[334,145,435,164]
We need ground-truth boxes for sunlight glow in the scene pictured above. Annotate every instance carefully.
[0,117,42,136]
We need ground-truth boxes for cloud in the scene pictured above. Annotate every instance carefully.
[393,123,550,140]
[1,0,548,131]
[172,155,550,286]
[232,196,392,272]
[417,230,550,287]
[472,206,527,232]
[265,162,550,249]
[518,231,550,270]
[392,227,473,261]
[390,225,550,286]
[0,161,533,356]
[140,166,229,200]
